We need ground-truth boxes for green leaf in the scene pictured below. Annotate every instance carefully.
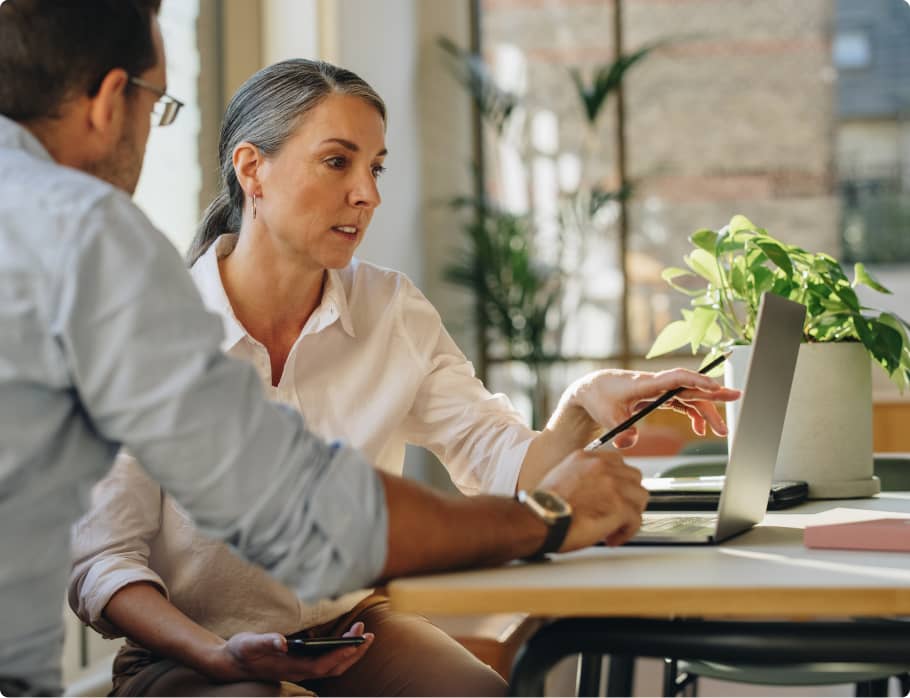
[684,248,723,287]
[868,320,904,374]
[853,263,892,294]
[683,307,720,353]
[437,36,519,134]
[728,214,757,234]
[769,276,794,299]
[661,267,702,296]
[879,312,910,345]
[753,239,793,277]
[569,42,661,124]
[750,265,775,296]
[703,321,723,347]
[647,319,696,358]
[832,283,861,312]
[730,258,747,298]
[690,229,718,254]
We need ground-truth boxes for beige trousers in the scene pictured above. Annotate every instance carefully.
[110,595,507,697]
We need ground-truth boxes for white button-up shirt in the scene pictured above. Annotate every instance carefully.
[0,116,386,692]
[66,234,538,659]
[193,234,536,495]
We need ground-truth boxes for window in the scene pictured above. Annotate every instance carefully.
[833,30,872,70]
[133,0,202,254]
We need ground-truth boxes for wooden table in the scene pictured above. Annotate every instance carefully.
[387,493,910,694]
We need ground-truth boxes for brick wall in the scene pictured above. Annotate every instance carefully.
[480,0,840,354]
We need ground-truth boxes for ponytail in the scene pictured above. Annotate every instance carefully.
[187,187,239,266]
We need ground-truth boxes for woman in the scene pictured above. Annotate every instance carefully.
[69,59,738,696]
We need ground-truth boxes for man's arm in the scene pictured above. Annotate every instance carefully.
[379,447,649,579]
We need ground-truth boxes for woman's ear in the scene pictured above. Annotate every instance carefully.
[87,68,130,150]
[233,142,262,198]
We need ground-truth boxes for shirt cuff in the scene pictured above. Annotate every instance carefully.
[73,559,168,639]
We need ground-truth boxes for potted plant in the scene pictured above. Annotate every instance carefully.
[647,214,910,497]
[437,36,658,427]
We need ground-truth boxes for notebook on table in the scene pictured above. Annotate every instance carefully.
[644,476,809,511]
[804,518,910,552]
[628,292,807,545]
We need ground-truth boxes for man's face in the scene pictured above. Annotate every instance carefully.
[88,16,165,195]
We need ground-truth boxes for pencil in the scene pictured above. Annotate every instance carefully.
[583,351,732,452]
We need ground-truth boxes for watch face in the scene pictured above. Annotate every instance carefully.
[531,489,571,517]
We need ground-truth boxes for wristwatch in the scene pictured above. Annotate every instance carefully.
[516,488,573,560]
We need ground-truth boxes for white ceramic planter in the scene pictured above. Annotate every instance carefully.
[724,342,879,499]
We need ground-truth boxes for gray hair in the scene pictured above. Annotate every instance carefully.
[188,58,386,265]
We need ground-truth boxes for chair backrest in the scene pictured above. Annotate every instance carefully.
[678,440,728,457]
[874,456,910,491]
[655,461,727,478]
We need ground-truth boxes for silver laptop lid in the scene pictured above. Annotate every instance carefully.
[714,292,806,541]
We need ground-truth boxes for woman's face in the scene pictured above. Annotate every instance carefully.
[256,93,386,270]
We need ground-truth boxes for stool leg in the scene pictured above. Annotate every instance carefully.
[856,678,890,697]
[605,655,635,697]
[576,654,602,696]
[662,658,678,697]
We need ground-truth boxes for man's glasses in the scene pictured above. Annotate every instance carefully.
[128,76,184,127]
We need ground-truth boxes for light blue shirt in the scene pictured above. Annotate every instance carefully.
[0,115,388,692]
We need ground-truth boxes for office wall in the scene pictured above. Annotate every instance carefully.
[331,0,424,287]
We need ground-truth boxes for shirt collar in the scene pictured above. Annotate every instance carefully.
[322,268,356,338]
[0,114,57,162]
[189,234,357,351]
[189,234,248,351]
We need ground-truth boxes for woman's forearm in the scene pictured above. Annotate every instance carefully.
[102,581,232,680]
[517,400,600,491]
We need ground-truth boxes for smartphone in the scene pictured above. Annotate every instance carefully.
[286,635,366,657]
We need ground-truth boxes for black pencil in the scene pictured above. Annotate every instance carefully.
[583,351,732,452]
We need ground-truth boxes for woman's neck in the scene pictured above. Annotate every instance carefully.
[218,229,325,384]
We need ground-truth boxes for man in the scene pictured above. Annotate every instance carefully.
[0,0,744,693]
[0,1,662,693]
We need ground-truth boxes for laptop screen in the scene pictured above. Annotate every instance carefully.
[714,292,807,540]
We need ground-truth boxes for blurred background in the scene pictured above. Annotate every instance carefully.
[135,0,910,484]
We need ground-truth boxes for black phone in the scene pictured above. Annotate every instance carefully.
[286,635,366,657]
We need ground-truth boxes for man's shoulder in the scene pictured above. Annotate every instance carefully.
[2,146,114,218]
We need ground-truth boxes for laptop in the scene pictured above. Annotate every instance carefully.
[629,292,807,544]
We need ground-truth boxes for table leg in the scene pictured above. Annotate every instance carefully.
[509,618,910,697]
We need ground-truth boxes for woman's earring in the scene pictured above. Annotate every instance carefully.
[251,194,258,220]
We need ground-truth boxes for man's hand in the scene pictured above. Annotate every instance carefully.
[538,449,648,549]
[551,368,741,449]
[211,622,374,684]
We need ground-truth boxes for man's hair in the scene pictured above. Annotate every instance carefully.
[0,0,162,122]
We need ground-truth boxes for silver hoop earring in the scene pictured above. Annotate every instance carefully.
[251,194,258,220]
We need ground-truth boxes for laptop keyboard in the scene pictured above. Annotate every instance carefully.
[640,515,717,535]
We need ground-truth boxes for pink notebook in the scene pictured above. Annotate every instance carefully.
[803,518,910,552]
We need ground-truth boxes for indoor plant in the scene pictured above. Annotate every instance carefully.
[438,36,658,427]
[647,214,910,497]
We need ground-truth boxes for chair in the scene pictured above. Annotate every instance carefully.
[659,455,910,697]
[677,440,728,457]
[429,613,544,679]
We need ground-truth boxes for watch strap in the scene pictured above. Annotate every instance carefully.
[531,512,571,559]
[517,489,572,560]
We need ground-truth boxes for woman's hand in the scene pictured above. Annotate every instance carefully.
[211,622,374,684]
[550,368,742,449]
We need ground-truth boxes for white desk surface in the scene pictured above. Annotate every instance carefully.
[387,492,910,619]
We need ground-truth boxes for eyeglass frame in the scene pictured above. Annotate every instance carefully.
[128,76,184,127]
